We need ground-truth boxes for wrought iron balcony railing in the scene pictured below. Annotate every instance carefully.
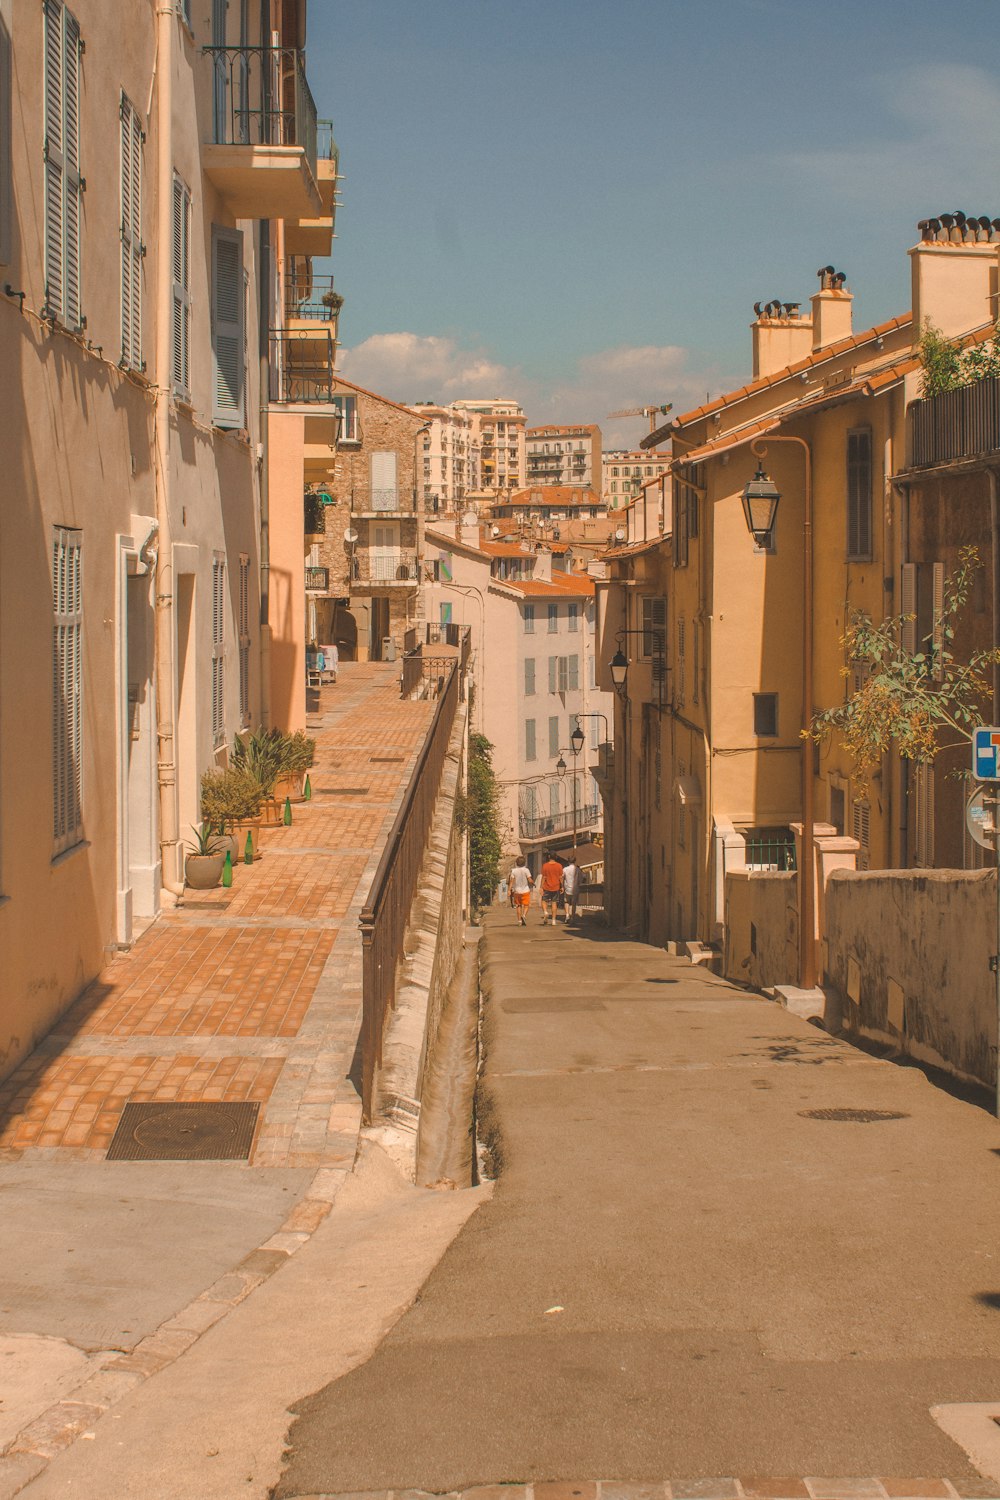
[285,272,343,322]
[519,804,600,840]
[269,328,336,404]
[305,566,329,592]
[204,45,317,182]
[352,552,419,584]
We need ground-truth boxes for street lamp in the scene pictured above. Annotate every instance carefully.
[610,648,629,693]
[740,466,781,549]
[570,724,585,756]
[742,437,816,992]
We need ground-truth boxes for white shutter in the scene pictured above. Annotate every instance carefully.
[212,225,245,426]
[120,95,143,371]
[900,563,917,654]
[52,527,83,854]
[171,176,191,397]
[371,451,398,511]
[212,558,225,745]
[931,561,945,682]
[852,799,870,871]
[0,15,12,266]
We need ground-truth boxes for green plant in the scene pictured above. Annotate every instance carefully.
[464,732,503,913]
[304,492,326,536]
[919,319,1000,397]
[200,767,263,829]
[187,822,224,857]
[808,546,1000,795]
[281,730,316,775]
[232,727,286,798]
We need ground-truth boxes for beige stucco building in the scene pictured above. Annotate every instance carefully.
[0,0,332,1081]
[601,449,670,509]
[410,401,478,517]
[525,424,602,489]
[450,398,526,497]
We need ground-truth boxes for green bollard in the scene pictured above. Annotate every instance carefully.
[222,850,233,887]
[244,830,254,865]
[283,796,293,826]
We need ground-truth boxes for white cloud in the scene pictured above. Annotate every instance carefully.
[337,332,736,450]
[784,64,1000,209]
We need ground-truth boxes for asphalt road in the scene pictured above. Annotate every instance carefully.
[277,910,1000,1493]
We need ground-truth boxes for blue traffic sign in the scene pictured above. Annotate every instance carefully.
[974,726,1000,781]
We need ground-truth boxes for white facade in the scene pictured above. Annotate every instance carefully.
[450,398,526,496]
[411,402,478,515]
[602,450,670,508]
[526,425,601,489]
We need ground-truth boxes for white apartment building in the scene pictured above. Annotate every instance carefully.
[423,521,613,875]
[450,398,526,496]
[602,450,670,508]
[410,402,478,515]
[526,424,602,489]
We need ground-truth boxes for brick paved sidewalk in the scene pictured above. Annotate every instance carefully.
[0,663,432,1168]
[289,1484,1000,1500]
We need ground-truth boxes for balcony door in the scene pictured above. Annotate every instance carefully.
[371,522,399,582]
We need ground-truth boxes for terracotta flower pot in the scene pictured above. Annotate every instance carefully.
[229,821,263,861]
[185,852,226,890]
[274,772,305,804]
[260,797,286,827]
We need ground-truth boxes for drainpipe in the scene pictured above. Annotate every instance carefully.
[989,468,1000,721]
[259,216,272,728]
[152,3,183,901]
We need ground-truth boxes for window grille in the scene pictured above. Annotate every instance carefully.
[43,0,83,328]
[120,94,143,371]
[171,175,191,398]
[52,527,83,854]
[212,557,225,745]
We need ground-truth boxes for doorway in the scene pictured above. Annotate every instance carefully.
[369,595,390,660]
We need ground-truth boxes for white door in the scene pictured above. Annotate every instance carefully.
[371,522,399,581]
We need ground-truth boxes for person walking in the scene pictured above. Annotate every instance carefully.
[540,850,564,927]
[562,853,580,925]
[508,856,535,927]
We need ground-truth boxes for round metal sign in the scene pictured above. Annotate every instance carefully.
[966,786,997,850]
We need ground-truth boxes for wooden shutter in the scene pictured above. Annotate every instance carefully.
[62,6,81,328]
[650,596,667,692]
[212,558,225,745]
[120,95,143,370]
[931,561,945,681]
[568,654,579,691]
[847,428,872,560]
[0,15,11,266]
[524,658,534,695]
[900,563,917,654]
[548,655,557,693]
[557,658,568,693]
[677,616,686,704]
[525,719,536,761]
[171,176,190,397]
[913,761,934,867]
[43,0,65,317]
[692,620,699,703]
[52,527,83,854]
[852,799,870,871]
[212,225,245,426]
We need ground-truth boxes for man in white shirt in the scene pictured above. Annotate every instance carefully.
[562,854,580,925]
[508,857,535,927]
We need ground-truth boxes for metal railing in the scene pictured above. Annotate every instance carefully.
[350,487,418,515]
[352,552,419,583]
[317,118,338,164]
[203,46,317,182]
[360,662,459,1122]
[906,378,1000,468]
[304,566,328,592]
[520,804,599,839]
[285,272,342,322]
[743,834,796,871]
[269,328,336,403]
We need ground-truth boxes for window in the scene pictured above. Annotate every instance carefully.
[0,12,12,266]
[212,225,245,426]
[568,603,579,632]
[753,692,778,737]
[171,174,191,399]
[212,557,225,746]
[332,394,358,442]
[847,428,873,560]
[852,799,870,871]
[523,604,535,634]
[547,603,558,633]
[43,0,83,328]
[238,554,250,725]
[548,715,559,757]
[525,718,536,761]
[370,451,398,511]
[557,655,579,693]
[524,658,535,696]
[120,94,143,371]
[52,526,83,855]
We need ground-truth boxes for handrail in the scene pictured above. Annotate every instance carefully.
[202,45,318,183]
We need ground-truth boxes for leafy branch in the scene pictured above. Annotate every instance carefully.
[808,546,999,795]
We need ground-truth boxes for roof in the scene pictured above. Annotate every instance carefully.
[525,424,601,437]
[330,374,425,421]
[507,571,596,600]
[603,534,669,560]
[502,486,604,507]
[642,313,913,447]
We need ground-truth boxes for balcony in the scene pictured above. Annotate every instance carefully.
[906,378,1000,469]
[351,488,418,517]
[201,46,321,220]
[285,120,338,255]
[519,804,600,841]
[305,565,329,592]
[270,328,337,406]
[352,551,419,586]
[284,272,342,358]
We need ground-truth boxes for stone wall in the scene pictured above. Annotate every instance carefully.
[824,867,995,1087]
[724,870,798,990]
[368,700,469,1176]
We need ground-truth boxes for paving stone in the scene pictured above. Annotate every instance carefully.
[673,1484,742,1500]
[742,1483,811,1499]
[534,1486,599,1500]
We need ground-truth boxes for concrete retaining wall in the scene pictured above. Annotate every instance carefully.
[724,870,798,990]
[825,866,996,1087]
[368,701,469,1175]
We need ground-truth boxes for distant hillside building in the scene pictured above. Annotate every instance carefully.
[526,424,602,489]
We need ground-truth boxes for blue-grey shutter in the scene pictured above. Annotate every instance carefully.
[212,225,245,427]
[120,95,143,370]
[43,0,64,316]
[171,176,190,396]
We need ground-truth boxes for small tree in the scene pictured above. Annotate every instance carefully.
[809,547,999,795]
[463,732,503,913]
[919,320,1000,397]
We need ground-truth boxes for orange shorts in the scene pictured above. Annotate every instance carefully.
[514,891,531,908]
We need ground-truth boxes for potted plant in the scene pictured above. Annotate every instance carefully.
[232,727,290,826]
[275,730,316,802]
[201,766,264,862]
[185,823,226,890]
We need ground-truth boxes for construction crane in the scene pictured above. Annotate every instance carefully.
[607,403,673,433]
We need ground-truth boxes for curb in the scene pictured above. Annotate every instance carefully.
[278,1482,1000,1500]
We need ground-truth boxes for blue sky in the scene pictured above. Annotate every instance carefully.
[309,1,1000,446]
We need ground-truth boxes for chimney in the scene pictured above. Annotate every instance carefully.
[910,214,999,342]
[751,300,813,379]
[811,266,853,351]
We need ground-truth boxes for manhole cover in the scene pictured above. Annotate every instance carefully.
[106,1102,260,1161]
[799,1107,909,1123]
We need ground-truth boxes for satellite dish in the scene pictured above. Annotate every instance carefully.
[615,527,626,542]
[462,509,477,526]
[491,525,500,537]
[343,527,359,544]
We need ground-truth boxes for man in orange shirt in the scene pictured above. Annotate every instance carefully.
[540,850,564,927]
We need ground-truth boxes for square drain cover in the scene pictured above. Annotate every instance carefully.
[106,1101,260,1161]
